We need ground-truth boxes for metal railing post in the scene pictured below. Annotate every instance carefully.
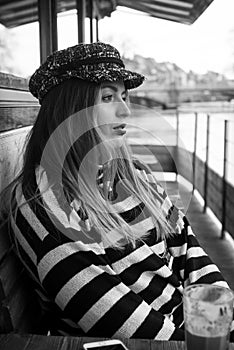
[176,109,179,147]
[89,0,93,43]
[77,0,86,43]
[203,114,210,213]
[193,112,198,193]
[221,120,228,239]
[96,17,99,41]
[176,109,179,181]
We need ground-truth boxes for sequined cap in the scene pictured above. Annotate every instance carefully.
[29,42,145,103]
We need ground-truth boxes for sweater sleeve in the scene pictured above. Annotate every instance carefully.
[133,158,229,287]
[166,207,228,287]
[37,235,184,340]
[152,182,228,288]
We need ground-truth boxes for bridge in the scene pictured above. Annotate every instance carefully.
[133,83,234,108]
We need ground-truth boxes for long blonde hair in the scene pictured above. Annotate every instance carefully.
[3,78,173,249]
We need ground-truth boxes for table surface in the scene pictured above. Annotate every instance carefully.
[1,334,234,350]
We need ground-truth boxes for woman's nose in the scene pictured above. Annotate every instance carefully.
[117,100,131,118]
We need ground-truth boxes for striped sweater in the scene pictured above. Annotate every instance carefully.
[10,159,232,340]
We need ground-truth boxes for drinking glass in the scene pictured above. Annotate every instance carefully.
[183,284,234,350]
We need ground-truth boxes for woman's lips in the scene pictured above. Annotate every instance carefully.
[113,123,127,135]
[114,128,126,135]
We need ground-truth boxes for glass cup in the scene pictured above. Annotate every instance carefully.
[183,284,234,350]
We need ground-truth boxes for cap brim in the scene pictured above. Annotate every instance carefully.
[70,65,145,90]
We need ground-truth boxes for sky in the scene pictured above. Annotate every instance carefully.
[2,0,234,78]
[98,0,234,78]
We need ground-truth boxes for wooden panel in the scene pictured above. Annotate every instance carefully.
[0,87,36,100]
[0,87,39,132]
[0,126,31,191]
[0,334,187,350]
[226,181,234,206]
[176,147,193,183]
[194,156,205,198]
[191,155,234,240]
[0,88,39,131]
[206,168,223,221]
[0,106,38,131]
[0,72,28,90]
[226,217,234,240]
[225,190,234,239]
[207,168,223,192]
[0,220,13,302]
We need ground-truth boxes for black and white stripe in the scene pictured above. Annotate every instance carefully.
[10,159,232,340]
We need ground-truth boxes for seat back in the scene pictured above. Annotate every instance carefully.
[0,126,46,334]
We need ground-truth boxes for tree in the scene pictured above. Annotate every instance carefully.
[0,24,16,74]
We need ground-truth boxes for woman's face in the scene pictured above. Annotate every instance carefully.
[94,81,131,149]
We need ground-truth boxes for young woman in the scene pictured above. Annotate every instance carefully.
[1,42,233,340]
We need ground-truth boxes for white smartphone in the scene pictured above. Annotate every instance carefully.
[83,339,129,350]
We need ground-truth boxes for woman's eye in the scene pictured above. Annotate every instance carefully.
[102,94,113,102]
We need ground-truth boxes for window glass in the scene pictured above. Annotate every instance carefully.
[0,2,40,132]
[57,9,78,50]
[0,22,39,78]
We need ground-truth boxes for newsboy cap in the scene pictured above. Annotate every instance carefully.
[29,42,145,103]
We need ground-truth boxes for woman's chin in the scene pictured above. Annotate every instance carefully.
[109,136,125,149]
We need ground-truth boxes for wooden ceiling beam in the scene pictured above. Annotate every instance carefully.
[135,3,190,16]
[138,0,193,10]
[0,0,214,28]
[0,0,37,12]
[117,0,190,21]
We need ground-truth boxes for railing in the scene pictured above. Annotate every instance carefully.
[176,105,234,240]
[128,101,234,241]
